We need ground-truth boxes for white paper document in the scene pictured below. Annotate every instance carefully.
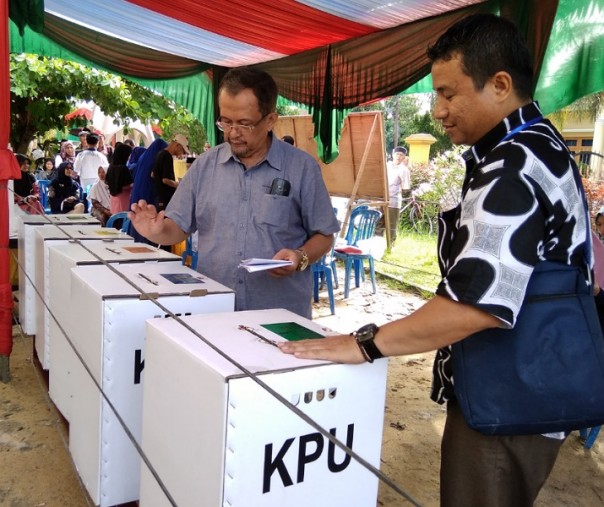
[238,258,293,273]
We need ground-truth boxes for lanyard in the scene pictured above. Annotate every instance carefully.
[501,116,543,142]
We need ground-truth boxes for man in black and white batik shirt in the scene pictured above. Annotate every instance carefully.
[430,105,587,404]
[279,14,589,506]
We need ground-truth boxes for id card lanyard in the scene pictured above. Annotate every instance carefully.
[501,115,543,142]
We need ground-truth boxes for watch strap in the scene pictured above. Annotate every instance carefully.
[351,324,384,363]
[354,338,373,363]
[295,249,309,271]
[361,338,384,361]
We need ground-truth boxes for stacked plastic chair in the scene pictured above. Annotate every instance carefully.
[181,234,199,270]
[335,206,382,298]
[106,211,131,233]
[37,179,51,213]
[312,243,338,314]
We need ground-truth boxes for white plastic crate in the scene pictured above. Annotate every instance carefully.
[47,242,182,420]
[67,263,235,507]
[34,225,133,368]
[139,309,388,507]
[17,214,99,334]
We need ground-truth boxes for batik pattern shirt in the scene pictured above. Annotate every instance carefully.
[431,102,589,404]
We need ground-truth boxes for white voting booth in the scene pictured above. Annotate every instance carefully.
[140,309,388,507]
[67,263,235,507]
[34,225,133,369]
[46,243,182,420]
[17,214,99,334]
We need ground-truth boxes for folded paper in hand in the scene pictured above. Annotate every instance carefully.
[238,258,293,273]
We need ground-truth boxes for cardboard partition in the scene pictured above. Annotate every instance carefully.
[274,112,391,243]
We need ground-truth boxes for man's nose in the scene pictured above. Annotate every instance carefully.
[432,97,447,120]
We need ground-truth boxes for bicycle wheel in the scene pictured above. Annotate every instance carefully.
[410,205,434,235]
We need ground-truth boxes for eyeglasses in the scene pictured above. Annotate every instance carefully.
[215,113,270,135]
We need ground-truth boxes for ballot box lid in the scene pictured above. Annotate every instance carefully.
[71,262,234,299]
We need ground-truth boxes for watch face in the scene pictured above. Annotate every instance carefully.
[296,250,309,271]
[357,323,378,342]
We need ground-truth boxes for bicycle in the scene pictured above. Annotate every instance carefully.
[399,195,436,235]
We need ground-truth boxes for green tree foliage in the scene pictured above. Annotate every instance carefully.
[10,54,206,153]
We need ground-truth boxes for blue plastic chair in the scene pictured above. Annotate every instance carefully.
[579,426,602,449]
[37,179,51,213]
[342,205,369,245]
[181,234,198,270]
[335,208,382,298]
[312,243,337,314]
[106,211,131,233]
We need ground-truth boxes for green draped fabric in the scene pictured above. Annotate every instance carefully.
[7,0,604,163]
[533,0,604,114]
[9,0,44,36]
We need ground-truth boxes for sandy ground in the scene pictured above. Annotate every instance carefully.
[312,278,604,507]
[1,273,603,506]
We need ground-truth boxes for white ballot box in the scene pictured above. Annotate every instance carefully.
[34,225,133,369]
[139,309,388,507]
[68,263,235,507]
[17,214,99,334]
[47,243,182,420]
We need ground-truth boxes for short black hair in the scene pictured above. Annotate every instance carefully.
[218,67,278,117]
[427,13,533,100]
[282,135,295,145]
[86,133,99,146]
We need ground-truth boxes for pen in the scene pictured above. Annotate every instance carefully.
[106,247,121,254]
[138,272,159,286]
[238,325,278,347]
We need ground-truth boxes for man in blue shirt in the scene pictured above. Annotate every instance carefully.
[130,68,339,318]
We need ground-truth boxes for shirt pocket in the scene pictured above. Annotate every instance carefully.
[257,194,293,226]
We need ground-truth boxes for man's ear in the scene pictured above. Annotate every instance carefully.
[266,112,279,132]
[490,71,513,101]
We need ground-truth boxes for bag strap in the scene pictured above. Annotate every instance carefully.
[569,159,593,285]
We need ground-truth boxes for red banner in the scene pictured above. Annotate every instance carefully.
[1,0,23,358]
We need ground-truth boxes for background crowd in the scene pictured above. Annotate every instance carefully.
[12,128,191,228]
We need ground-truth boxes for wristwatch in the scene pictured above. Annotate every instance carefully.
[352,323,384,363]
[295,249,309,271]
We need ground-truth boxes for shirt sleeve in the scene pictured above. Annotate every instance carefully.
[435,161,544,327]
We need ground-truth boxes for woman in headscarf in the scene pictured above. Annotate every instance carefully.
[14,153,45,215]
[54,140,76,168]
[128,138,168,242]
[88,166,112,225]
[105,142,134,214]
[48,162,85,214]
[127,146,147,178]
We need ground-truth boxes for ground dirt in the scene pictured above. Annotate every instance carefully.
[1,273,603,506]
